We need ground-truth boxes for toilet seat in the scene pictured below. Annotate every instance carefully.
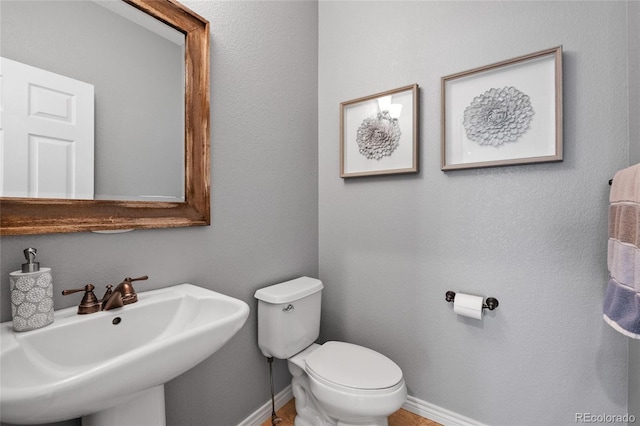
[305,341,403,394]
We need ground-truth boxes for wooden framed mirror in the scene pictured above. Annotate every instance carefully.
[0,0,210,235]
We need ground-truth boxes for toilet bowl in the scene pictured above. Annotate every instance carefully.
[255,277,407,426]
[295,342,406,425]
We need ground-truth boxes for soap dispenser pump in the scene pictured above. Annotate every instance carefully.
[9,248,54,332]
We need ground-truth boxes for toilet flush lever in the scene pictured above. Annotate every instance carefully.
[283,304,294,312]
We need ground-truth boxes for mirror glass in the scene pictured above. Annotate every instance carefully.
[1,0,185,202]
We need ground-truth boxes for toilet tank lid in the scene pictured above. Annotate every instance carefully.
[254,277,323,304]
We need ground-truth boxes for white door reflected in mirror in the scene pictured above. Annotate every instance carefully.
[1,57,95,199]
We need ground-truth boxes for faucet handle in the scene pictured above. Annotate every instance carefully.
[124,275,149,283]
[62,284,101,315]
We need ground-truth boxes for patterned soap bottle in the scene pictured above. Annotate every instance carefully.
[9,248,54,332]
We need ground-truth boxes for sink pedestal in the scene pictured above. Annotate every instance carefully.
[82,386,166,426]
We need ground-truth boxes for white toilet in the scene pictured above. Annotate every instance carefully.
[254,277,407,426]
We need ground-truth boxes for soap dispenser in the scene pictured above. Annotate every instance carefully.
[9,248,54,332]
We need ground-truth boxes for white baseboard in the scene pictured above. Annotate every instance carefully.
[238,388,484,426]
[237,385,293,426]
[403,395,487,426]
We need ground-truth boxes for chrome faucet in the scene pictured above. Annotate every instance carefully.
[62,275,149,314]
[101,276,149,311]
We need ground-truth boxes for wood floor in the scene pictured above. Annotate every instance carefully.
[260,398,441,426]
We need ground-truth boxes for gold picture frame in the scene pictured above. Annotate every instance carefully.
[441,46,563,171]
[340,84,419,178]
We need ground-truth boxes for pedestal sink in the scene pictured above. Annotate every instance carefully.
[0,284,250,425]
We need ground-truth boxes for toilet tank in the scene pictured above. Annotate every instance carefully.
[254,277,323,359]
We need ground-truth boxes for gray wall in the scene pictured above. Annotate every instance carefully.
[2,1,638,425]
[1,1,184,200]
[632,342,640,424]
[630,1,640,166]
[318,2,631,425]
[0,1,318,425]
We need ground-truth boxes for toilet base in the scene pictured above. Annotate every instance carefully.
[291,373,335,426]
[289,369,390,426]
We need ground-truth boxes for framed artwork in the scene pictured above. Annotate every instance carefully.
[340,84,419,178]
[441,46,563,170]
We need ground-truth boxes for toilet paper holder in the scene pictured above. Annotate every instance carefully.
[445,291,499,311]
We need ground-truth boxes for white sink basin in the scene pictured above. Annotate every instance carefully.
[0,283,250,425]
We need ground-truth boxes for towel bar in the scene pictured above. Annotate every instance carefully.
[445,291,499,311]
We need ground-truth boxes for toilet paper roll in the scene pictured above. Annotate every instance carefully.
[453,293,484,320]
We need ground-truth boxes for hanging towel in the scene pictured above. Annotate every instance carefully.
[603,163,640,338]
